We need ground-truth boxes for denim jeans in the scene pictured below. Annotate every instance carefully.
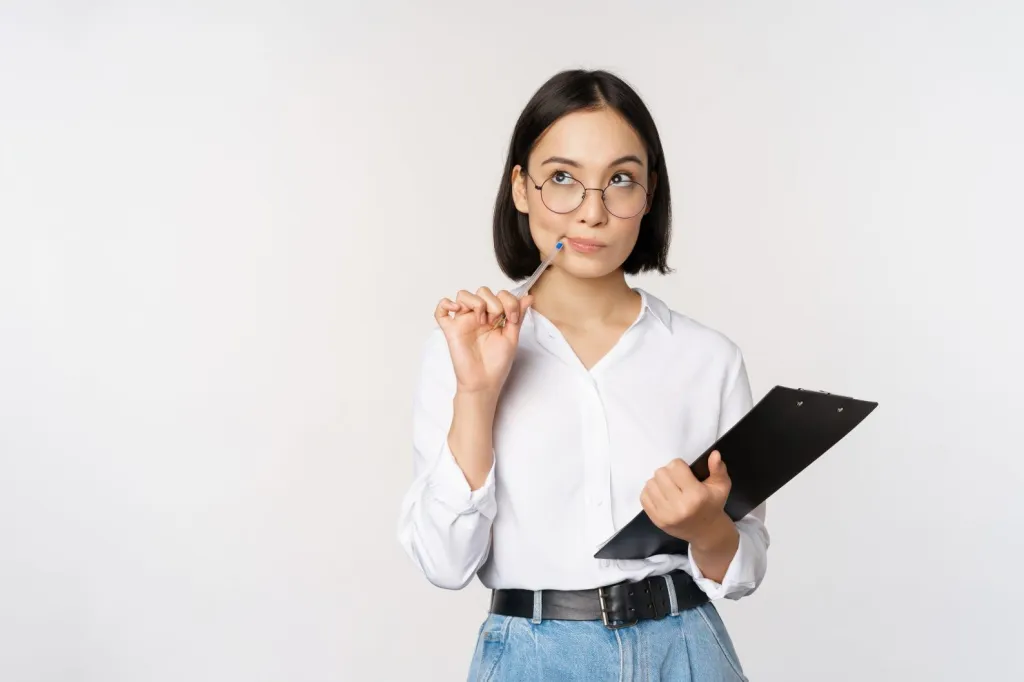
[466,602,747,682]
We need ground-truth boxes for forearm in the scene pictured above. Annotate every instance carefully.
[689,512,740,584]
[447,390,498,490]
[399,389,499,590]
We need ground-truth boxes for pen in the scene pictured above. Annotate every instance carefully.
[491,239,564,329]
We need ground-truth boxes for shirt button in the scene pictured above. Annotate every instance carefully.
[596,499,604,507]
[601,559,611,568]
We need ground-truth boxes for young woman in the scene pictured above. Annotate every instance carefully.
[398,69,769,681]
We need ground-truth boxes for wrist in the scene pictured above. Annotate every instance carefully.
[453,387,500,414]
[448,389,498,491]
[689,512,738,554]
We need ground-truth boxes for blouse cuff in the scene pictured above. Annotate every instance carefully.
[688,527,759,600]
[425,440,497,520]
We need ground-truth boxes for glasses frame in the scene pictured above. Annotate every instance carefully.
[524,170,651,219]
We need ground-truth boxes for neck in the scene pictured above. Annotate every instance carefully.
[528,266,639,328]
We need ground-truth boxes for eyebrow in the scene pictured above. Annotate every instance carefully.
[540,155,645,168]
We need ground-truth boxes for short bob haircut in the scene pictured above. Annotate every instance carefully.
[493,69,672,280]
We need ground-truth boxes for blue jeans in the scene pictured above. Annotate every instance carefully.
[467,603,747,682]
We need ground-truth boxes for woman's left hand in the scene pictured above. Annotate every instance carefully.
[640,451,735,549]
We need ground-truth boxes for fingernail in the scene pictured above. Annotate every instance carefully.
[510,311,519,324]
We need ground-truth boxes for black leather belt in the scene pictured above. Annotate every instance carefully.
[489,570,709,630]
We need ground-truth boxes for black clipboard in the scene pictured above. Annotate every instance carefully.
[594,386,878,560]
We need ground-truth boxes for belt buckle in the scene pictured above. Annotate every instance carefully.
[598,585,638,630]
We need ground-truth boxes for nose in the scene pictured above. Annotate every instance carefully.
[577,187,609,227]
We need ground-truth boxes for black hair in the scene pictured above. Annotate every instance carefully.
[492,69,672,280]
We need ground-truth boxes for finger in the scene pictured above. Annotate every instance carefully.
[644,477,671,511]
[434,298,459,325]
[495,290,520,325]
[518,294,535,318]
[640,488,660,519]
[665,457,699,490]
[455,290,487,325]
[704,451,732,495]
[500,314,522,344]
[708,451,728,479]
[499,299,530,345]
[653,467,683,502]
[476,286,504,324]
[497,294,535,343]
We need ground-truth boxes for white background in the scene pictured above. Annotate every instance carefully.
[2,1,1022,680]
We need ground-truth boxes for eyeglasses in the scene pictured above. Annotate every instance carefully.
[525,170,650,219]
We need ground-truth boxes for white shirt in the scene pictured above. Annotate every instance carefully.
[397,287,769,600]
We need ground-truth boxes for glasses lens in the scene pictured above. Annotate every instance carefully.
[540,177,585,213]
[604,182,647,218]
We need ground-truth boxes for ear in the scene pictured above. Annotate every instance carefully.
[511,165,530,213]
[644,171,658,215]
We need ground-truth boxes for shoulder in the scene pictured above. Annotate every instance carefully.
[639,288,745,366]
[637,288,748,396]
[673,312,743,364]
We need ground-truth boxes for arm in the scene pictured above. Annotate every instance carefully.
[399,285,535,589]
[687,347,770,600]
[397,332,499,590]
[448,390,500,490]
[688,502,769,600]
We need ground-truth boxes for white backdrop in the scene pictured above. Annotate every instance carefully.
[2,2,1022,680]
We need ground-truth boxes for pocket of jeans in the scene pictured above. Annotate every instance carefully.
[695,603,748,681]
[467,614,511,682]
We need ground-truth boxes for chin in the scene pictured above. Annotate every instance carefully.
[561,255,623,279]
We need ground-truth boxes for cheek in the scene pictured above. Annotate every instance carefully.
[528,214,573,243]
[604,220,643,262]
[613,222,642,252]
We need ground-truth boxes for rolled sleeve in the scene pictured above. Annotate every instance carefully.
[425,440,497,519]
[397,329,498,590]
[687,512,770,600]
[689,344,770,600]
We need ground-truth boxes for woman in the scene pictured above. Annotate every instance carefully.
[397,69,769,681]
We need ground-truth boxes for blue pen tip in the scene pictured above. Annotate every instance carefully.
[556,241,563,249]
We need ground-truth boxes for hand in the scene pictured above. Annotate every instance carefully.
[640,451,736,550]
[434,287,534,396]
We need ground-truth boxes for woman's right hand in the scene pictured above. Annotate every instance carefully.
[434,287,535,396]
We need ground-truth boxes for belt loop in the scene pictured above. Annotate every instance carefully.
[663,575,680,616]
[531,590,543,624]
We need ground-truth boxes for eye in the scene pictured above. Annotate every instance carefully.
[551,170,576,185]
[610,172,635,186]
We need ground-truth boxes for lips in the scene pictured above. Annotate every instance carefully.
[566,237,606,254]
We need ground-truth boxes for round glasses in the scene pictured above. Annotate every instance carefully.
[526,170,649,219]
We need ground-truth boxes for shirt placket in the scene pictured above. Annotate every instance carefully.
[581,375,616,551]
[530,314,618,552]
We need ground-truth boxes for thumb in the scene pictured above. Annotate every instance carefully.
[502,316,522,345]
[519,295,535,317]
[499,296,531,344]
[704,451,731,491]
[501,295,534,344]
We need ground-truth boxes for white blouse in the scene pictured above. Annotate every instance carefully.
[397,287,769,600]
